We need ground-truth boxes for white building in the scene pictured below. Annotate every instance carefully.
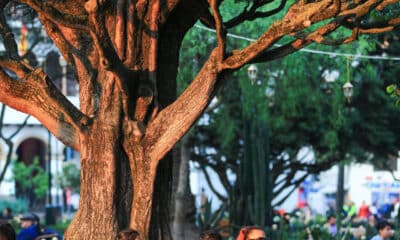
[0,97,80,208]
[189,150,400,216]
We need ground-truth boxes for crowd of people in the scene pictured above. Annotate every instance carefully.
[200,226,265,240]
[0,208,62,240]
[1,201,399,240]
[276,199,399,240]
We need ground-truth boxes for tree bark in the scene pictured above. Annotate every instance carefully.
[172,134,190,240]
[65,72,126,239]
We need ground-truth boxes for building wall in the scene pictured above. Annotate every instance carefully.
[0,122,66,206]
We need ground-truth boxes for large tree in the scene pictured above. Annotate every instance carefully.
[189,48,400,232]
[0,0,399,239]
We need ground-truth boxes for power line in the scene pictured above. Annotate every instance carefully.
[195,24,400,61]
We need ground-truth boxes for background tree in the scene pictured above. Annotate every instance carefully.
[0,104,29,186]
[185,31,400,233]
[0,0,399,239]
[12,156,48,208]
[54,162,81,193]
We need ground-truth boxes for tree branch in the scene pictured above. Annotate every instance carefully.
[252,20,341,63]
[134,0,160,122]
[344,17,400,34]
[146,49,220,162]
[208,0,226,61]
[0,104,30,184]
[20,0,88,29]
[159,0,183,24]
[225,0,287,28]
[0,68,90,150]
[338,0,382,19]
[221,0,341,70]
[0,8,18,59]
[200,165,227,201]
[84,0,131,117]
[273,173,308,207]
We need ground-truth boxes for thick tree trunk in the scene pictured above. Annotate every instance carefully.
[172,134,190,240]
[150,153,174,239]
[65,72,129,239]
[129,151,157,240]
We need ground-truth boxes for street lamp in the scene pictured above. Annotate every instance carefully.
[342,56,354,103]
[59,55,68,96]
[342,81,354,103]
[247,64,258,85]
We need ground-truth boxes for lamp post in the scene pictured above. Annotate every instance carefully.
[59,56,68,96]
[342,82,354,103]
[47,130,52,206]
[247,64,258,85]
[244,64,273,226]
[343,57,354,103]
[336,63,354,240]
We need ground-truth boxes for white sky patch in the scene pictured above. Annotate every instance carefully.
[322,69,340,82]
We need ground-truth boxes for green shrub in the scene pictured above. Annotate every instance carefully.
[12,157,48,199]
[48,219,71,235]
[0,198,29,215]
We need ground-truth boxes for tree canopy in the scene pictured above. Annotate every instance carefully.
[179,17,400,232]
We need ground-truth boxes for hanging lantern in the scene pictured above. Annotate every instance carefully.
[342,56,354,103]
[342,81,353,103]
[247,64,258,85]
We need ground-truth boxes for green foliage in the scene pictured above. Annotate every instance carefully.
[48,219,71,235]
[177,25,214,94]
[0,198,28,214]
[54,163,80,193]
[180,1,400,235]
[12,157,48,199]
[197,198,226,232]
[386,84,400,107]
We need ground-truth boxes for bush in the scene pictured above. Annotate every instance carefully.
[0,198,29,215]
[48,219,71,235]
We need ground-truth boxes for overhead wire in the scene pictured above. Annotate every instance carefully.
[195,24,400,61]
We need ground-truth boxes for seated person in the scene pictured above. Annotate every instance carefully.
[236,226,267,240]
[200,229,222,240]
[17,214,62,240]
[0,220,16,240]
[1,208,13,221]
[17,214,41,240]
[370,220,394,240]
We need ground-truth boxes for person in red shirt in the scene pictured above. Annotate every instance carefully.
[357,200,370,220]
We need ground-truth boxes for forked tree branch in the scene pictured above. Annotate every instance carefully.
[200,165,227,201]
[343,17,400,34]
[20,0,88,29]
[133,0,160,122]
[251,20,341,63]
[208,0,226,61]
[146,49,220,162]
[273,173,308,207]
[221,0,341,70]
[85,0,131,117]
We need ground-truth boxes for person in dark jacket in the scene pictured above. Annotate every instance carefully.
[17,213,62,240]
[0,208,13,221]
[0,220,16,240]
[16,214,40,240]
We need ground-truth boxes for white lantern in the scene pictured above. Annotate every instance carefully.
[342,81,353,103]
[247,64,258,85]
